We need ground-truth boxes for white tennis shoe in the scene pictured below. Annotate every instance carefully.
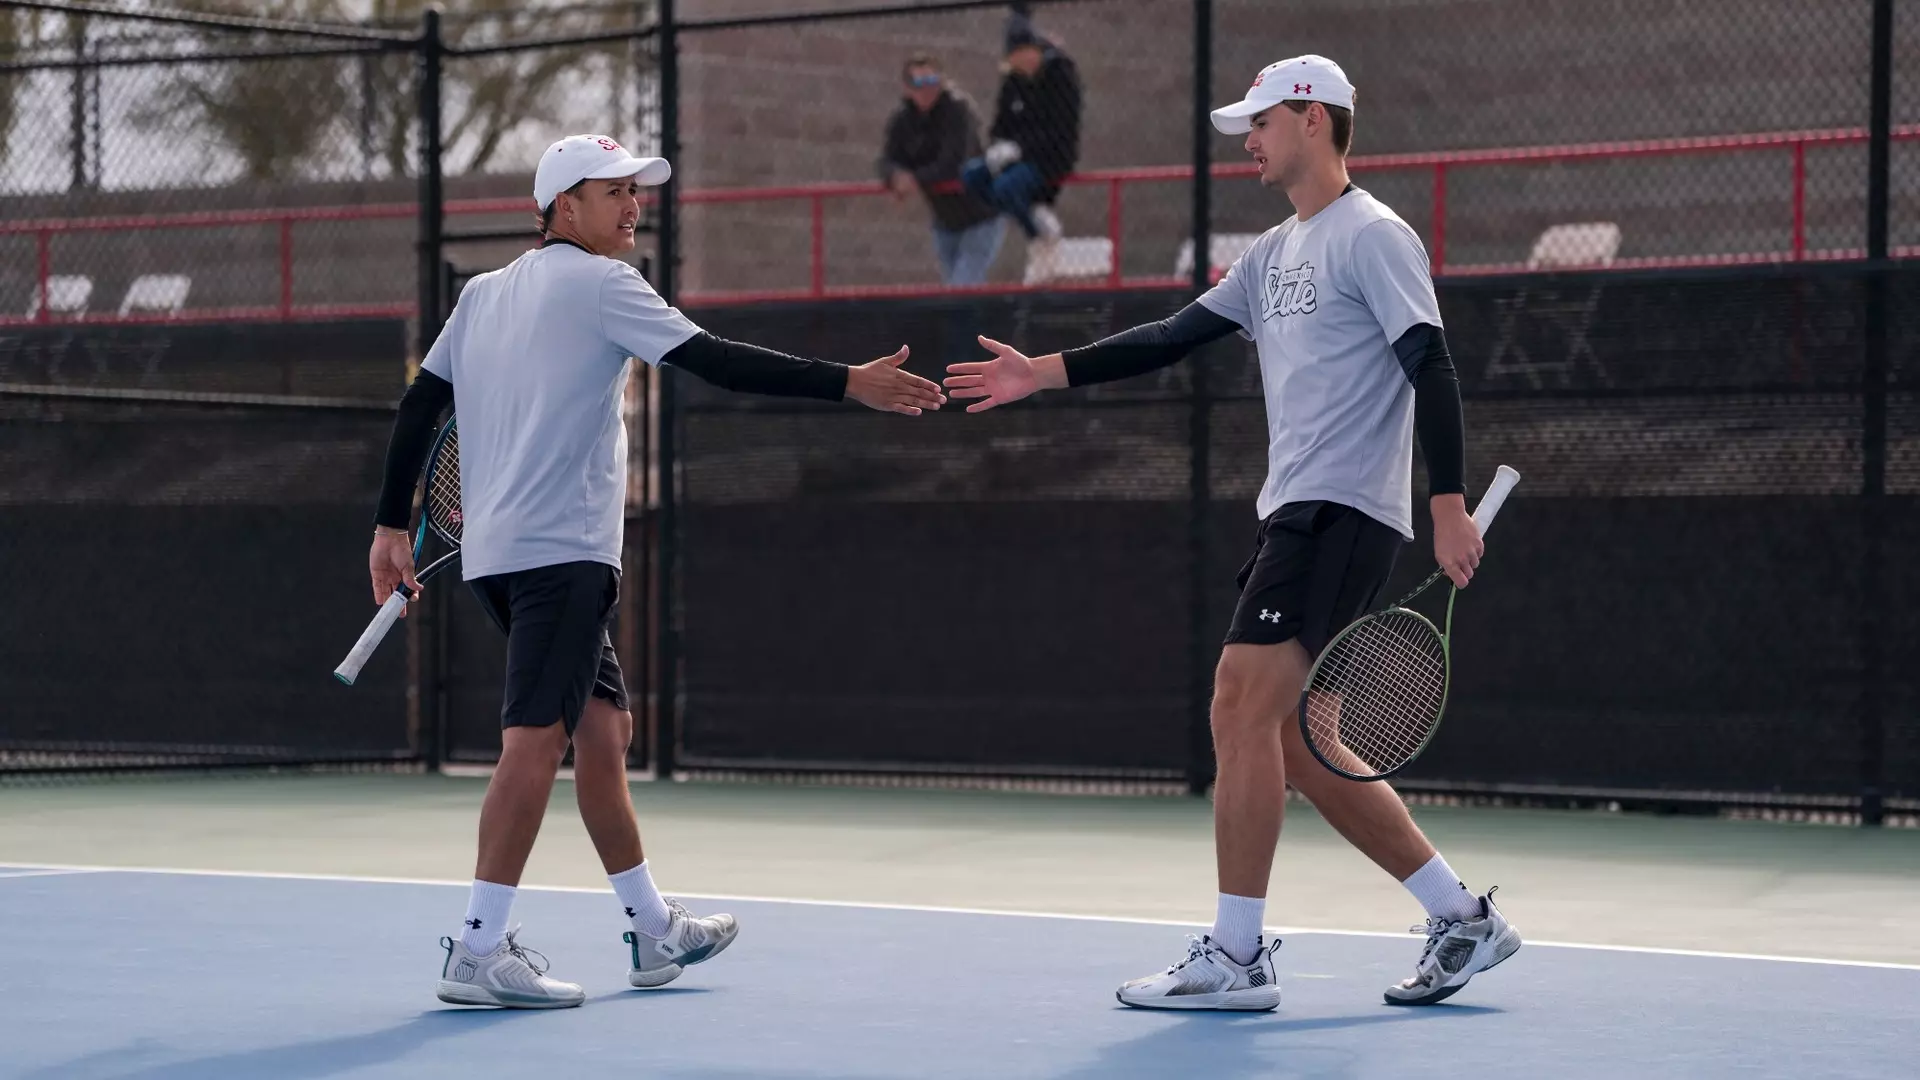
[623,898,740,987]
[1116,935,1283,1011]
[436,928,584,1009]
[1384,887,1522,1005]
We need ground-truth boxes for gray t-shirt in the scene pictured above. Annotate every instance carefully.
[1197,187,1441,541]
[420,243,700,580]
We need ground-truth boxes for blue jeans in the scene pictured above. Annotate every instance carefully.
[962,159,1048,238]
[932,216,1005,286]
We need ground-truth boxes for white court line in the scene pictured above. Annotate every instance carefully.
[3,860,1917,973]
[0,868,106,880]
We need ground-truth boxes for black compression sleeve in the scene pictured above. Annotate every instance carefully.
[374,369,453,529]
[1060,302,1243,387]
[661,331,848,401]
[1393,324,1465,498]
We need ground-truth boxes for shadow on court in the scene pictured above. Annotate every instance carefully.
[1043,1005,1503,1080]
[2,870,1911,1079]
[19,1012,529,1080]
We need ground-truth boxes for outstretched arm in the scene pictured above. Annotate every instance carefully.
[663,333,946,416]
[600,261,942,415]
[660,332,847,400]
[942,302,1241,412]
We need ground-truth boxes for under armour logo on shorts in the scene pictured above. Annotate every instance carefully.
[1258,609,1283,623]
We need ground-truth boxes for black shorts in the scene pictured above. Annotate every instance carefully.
[1223,501,1404,658]
[468,561,628,734]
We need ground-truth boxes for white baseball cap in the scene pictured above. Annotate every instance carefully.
[533,134,672,210]
[1210,55,1356,134]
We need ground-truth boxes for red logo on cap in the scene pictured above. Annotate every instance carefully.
[1294,83,1311,94]
[596,137,622,151]
[1251,71,1265,87]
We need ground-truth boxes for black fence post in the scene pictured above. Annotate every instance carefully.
[652,0,681,779]
[1861,0,1892,827]
[68,13,88,191]
[416,5,447,773]
[1185,0,1215,796]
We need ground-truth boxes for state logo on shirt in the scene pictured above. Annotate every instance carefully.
[1260,261,1318,321]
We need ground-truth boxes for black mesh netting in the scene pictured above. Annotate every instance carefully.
[674,264,1919,799]
[0,387,415,770]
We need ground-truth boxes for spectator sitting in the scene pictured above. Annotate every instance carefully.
[963,13,1083,284]
[878,53,1007,287]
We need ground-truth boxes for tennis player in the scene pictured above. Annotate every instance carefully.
[943,57,1520,1010]
[369,134,946,1009]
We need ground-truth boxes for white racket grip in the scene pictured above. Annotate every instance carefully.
[333,591,409,685]
[1471,465,1522,536]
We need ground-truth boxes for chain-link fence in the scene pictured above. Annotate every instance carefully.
[676,0,1189,296]
[431,3,661,294]
[0,359,417,773]
[5,0,1905,316]
[2,0,1913,821]
[673,264,1920,809]
[0,2,666,773]
[1205,0,1897,277]
[661,0,1916,821]
[0,8,418,325]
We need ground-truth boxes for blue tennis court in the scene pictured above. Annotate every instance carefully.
[4,864,1914,1080]
[7,4,1920,1079]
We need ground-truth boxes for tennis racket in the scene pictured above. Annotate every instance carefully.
[1297,465,1521,781]
[333,415,463,685]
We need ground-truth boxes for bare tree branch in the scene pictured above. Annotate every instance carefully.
[127,0,654,182]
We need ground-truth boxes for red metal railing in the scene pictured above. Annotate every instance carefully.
[2,197,527,327]
[7,124,1918,325]
[677,123,1920,303]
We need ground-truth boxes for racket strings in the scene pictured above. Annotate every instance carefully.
[1304,609,1447,777]
[1319,636,1444,768]
[1314,624,1444,769]
[426,425,463,542]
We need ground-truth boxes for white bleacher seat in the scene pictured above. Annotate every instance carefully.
[1526,222,1622,270]
[1027,237,1114,285]
[118,274,192,316]
[1174,232,1262,282]
[25,275,93,318]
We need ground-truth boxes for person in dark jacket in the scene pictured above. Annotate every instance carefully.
[962,14,1083,282]
[879,54,1006,286]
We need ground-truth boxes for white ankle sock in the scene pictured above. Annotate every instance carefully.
[1210,893,1266,966]
[1402,853,1481,923]
[609,860,672,939]
[460,879,515,955]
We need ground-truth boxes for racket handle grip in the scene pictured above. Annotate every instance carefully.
[1472,465,1522,535]
[333,589,411,686]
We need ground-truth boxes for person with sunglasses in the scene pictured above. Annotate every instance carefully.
[878,53,1006,286]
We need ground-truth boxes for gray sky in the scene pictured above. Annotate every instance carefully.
[3,3,659,196]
